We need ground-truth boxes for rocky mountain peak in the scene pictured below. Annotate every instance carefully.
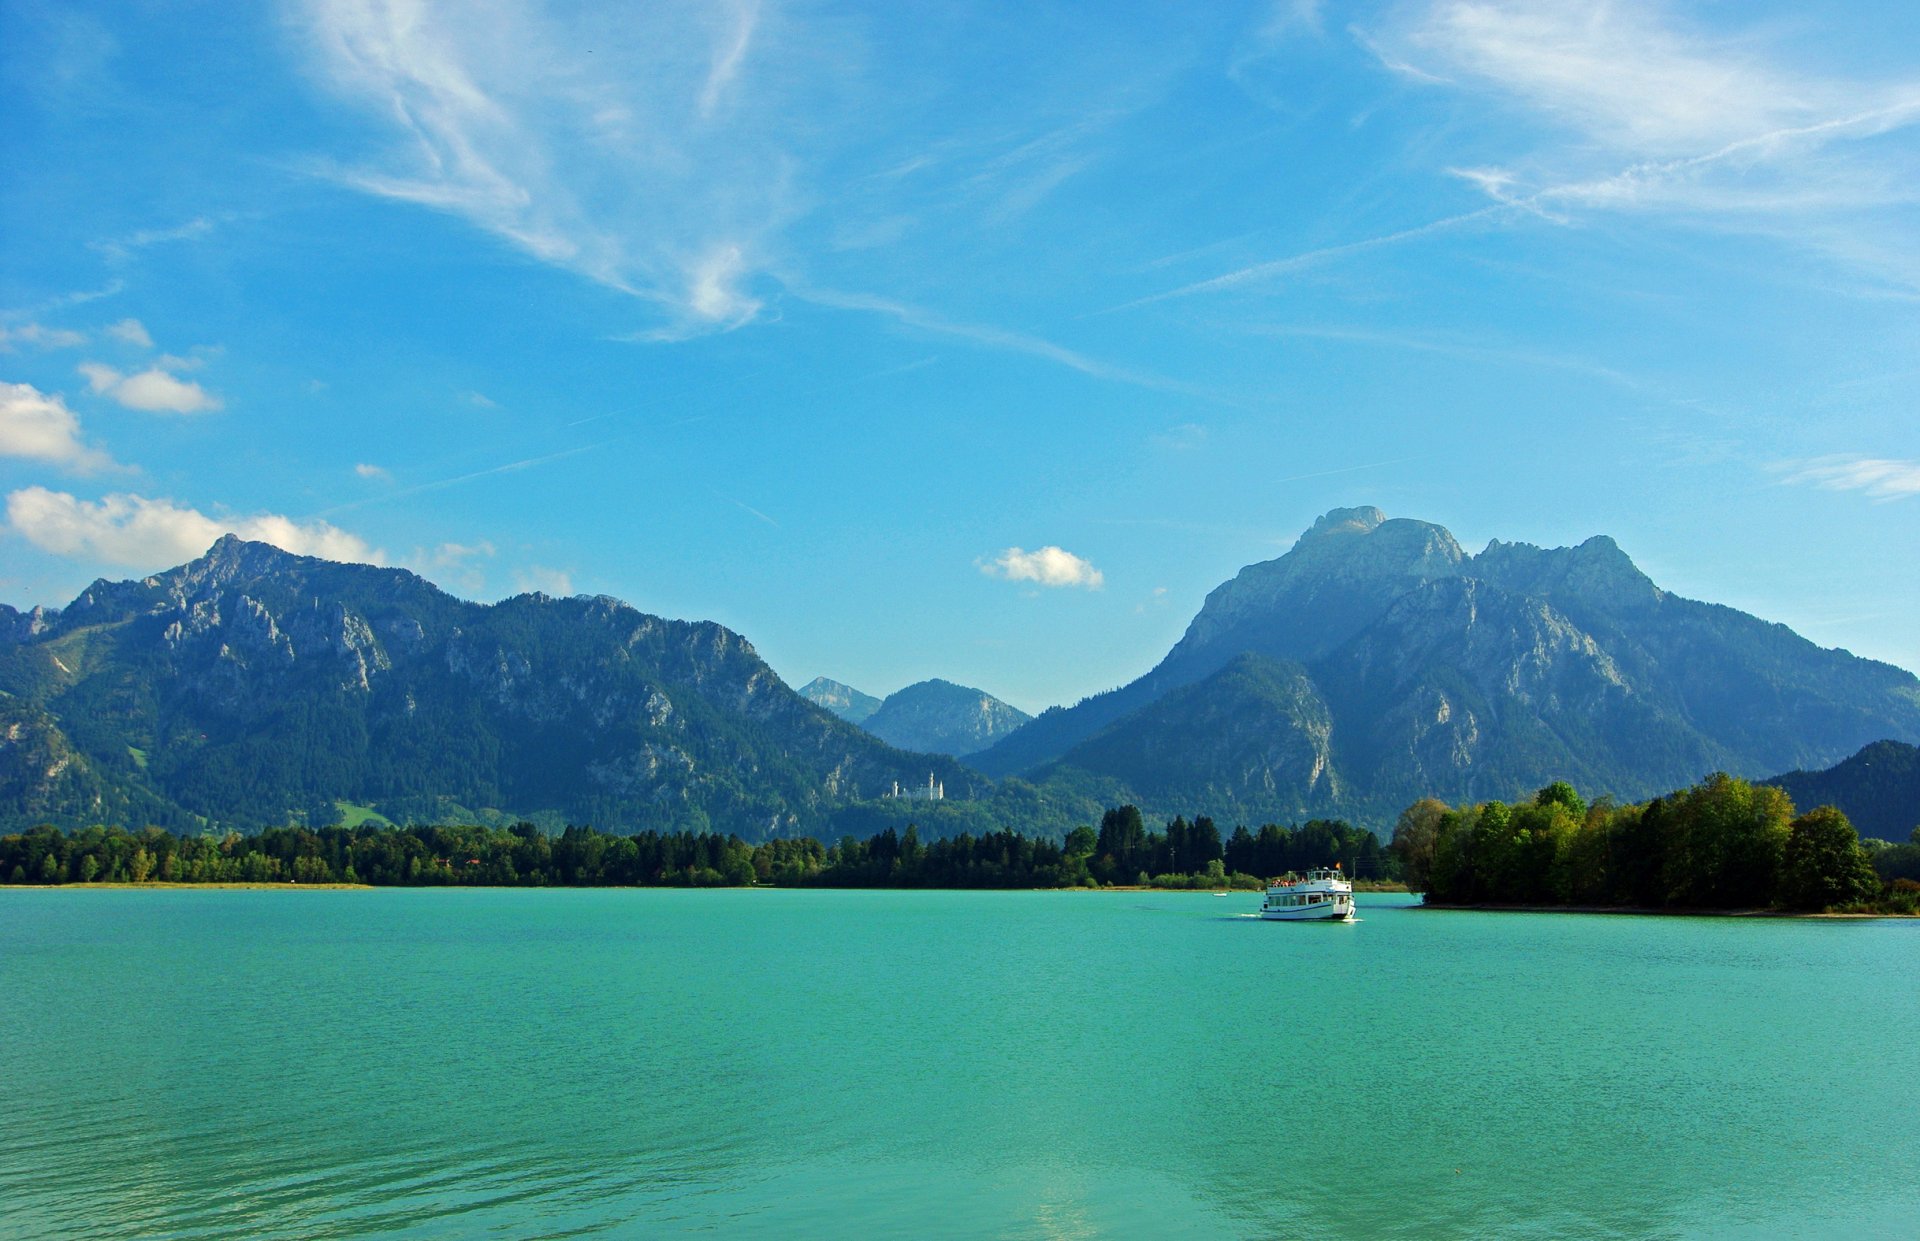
[1301,505,1386,542]
[1167,507,1464,667]
[798,677,883,725]
[1473,533,1663,611]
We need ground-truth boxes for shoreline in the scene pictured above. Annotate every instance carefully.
[3,882,375,891]
[1417,901,1913,920]
[2,881,1411,896]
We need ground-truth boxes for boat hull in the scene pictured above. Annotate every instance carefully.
[1259,903,1354,921]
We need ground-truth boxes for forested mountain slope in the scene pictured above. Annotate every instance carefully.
[1765,740,1920,842]
[0,538,989,837]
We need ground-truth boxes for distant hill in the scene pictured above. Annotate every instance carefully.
[861,679,1031,757]
[981,506,1920,823]
[1765,740,1920,842]
[797,677,881,725]
[0,537,1006,838]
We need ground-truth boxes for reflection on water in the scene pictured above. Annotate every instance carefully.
[1,889,1914,1238]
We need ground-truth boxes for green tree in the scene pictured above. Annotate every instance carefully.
[1780,806,1879,910]
[1389,798,1448,892]
[1535,781,1587,819]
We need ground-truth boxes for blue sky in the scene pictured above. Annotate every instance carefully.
[3,0,1918,713]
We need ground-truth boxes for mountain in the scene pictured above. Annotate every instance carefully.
[1765,740,1920,842]
[860,679,1032,757]
[797,677,882,725]
[0,537,992,837]
[1038,653,1341,824]
[980,506,1920,822]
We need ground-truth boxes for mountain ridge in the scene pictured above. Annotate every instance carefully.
[0,538,997,837]
[976,507,1920,820]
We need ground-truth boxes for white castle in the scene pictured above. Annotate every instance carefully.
[886,773,945,801]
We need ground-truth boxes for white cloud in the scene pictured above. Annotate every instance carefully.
[0,322,88,351]
[1395,1,1825,154]
[0,382,117,473]
[686,244,762,329]
[105,318,153,348]
[6,487,385,568]
[78,362,221,413]
[698,0,760,119]
[980,545,1105,590]
[1779,455,1920,501]
[354,462,391,481]
[1355,0,1920,284]
[464,390,499,409]
[296,0,797,336]
[514,564,573,595]
[409,539,496,594]
[92,216,218,263]
[1081,1,1920,308]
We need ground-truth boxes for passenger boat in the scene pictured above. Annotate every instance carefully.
[1259,866,1355,921]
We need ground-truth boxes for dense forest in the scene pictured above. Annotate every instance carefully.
[0,806,1391,892]
[1389,774,1920,914]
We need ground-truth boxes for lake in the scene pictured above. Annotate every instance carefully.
[2,888,1914,1238]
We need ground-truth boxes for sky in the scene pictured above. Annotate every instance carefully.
[3,0,1918,714]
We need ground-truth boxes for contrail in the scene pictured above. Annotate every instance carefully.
[315,442,609,517]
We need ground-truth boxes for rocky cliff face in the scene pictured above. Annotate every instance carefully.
[0,538,982,835]
[1044,654,1342,823]
[860,679,1031,756]
[979,507,1920,821]
[797,677,882,725]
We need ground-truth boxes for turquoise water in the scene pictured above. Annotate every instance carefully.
[1,889,1915,1239]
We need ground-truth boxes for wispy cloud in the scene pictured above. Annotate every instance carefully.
[793,282,1186,392]
[0,382,120,473]
[409,539,495,594]
[6,283,124,319]
[90,216,218,264]
[295,0,802,337]
[979,546,1105,590]
[104,318,153,348]
[1777,455,1920,502]
[698,0,760,119]
[0,323,89,351]
[1140,2,1920,308]
[513,564,573,596]
[1115,206,1505,309]
[1361,1,1920,286]
[354,462,391,481]
[6,486,382,568]
[317,442,606,516]
[78,361,222,414]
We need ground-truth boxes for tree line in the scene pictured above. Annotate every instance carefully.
[0,808,1394,891]
[1389,774,1920,914]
